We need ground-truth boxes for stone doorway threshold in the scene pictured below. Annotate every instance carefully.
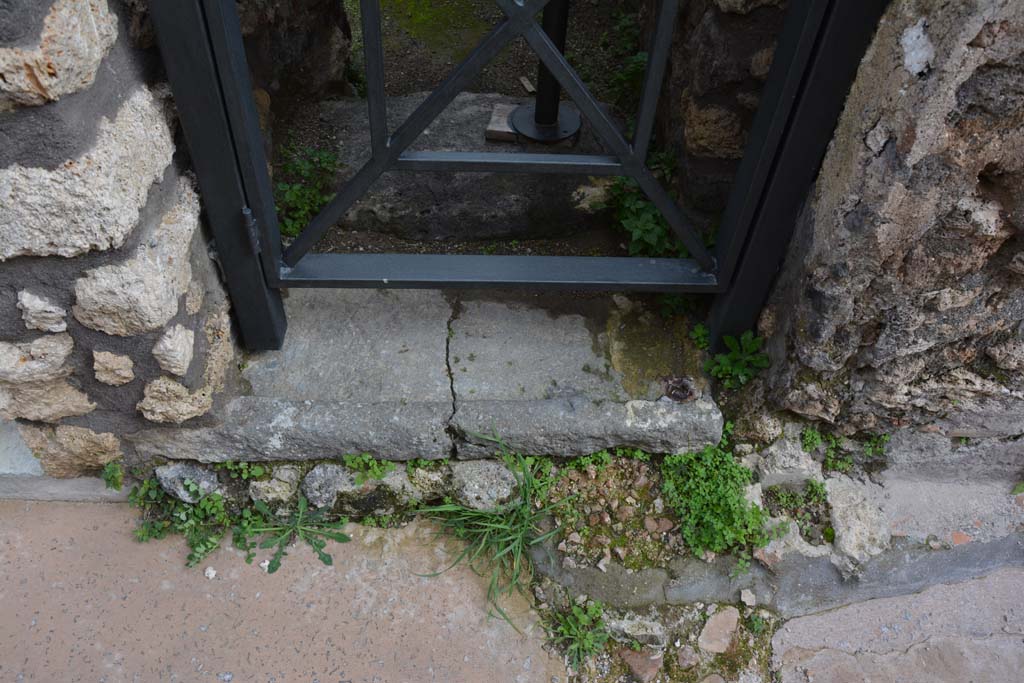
[129,289,722,463]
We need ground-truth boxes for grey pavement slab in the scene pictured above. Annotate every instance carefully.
[772,568,1024,683]
[0,501,566,682]
[0,417,40,476]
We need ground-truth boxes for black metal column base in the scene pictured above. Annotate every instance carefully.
[509,102,582,144]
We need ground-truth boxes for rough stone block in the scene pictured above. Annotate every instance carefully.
[93,350,134,386]
[826,477,891,576]
[0,334,94,422]
[152,324,194,376]
[18,424,120,478]
[155,462,220,503]
[1,87,175,261]
[0,0,118,110]
[16,290,67,332]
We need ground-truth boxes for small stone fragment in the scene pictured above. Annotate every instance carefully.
[93,351,135,386]
[616,647,664,683]
[137,377,213,423]
[597,548,612,573]
[741,589,756,607]
[248,466,301,504]
[606,615,669,649]
[826,477,891,575]
[698,606,740,654]
[676,644,699,670]
[155,462,220,503]
[204,567,217,580]
[449,460,517,511]
[152,324,195,376]
[757,437,822,488]
[17,291,67,332]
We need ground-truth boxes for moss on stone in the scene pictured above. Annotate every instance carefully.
[605,305,705,400]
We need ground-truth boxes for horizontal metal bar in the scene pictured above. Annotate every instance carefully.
[394,151,624,175]
[280,254,720,292]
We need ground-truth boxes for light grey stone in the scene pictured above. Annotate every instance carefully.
[900,18,934,76]
[826,477,891,575]
[772,568,1024,683]
[155,462,221,503]
[16,291,67,332]
[756,437,822,488]
[137,377,212,424]
[0,0,118,109]
[605,615,669,649]
[698,606,740,654]
[93,350,134,386]
[73,177,198,335]
[152,324,195,376]
[454,396,723,459]
[248,466,301,505]
[18,424,120,479]
[0,418,42,476]
[1,87,174,260]
[0,474,127,501]
[301,464,357,509]
[301,463,420,514]
[0,334,74,384]
[450,460,517,511]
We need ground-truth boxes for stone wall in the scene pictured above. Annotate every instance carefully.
[653,0,787,218]
[0,0,240,486]
[761,0,1024,441]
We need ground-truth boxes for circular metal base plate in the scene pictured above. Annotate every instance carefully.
[509,103,582,143]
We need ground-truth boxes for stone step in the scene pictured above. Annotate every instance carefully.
[129,288,722,462]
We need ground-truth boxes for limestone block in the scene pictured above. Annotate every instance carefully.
[152,324,195,376]
[93,350,134,386]
[18,424,120,478]
[757,437,823,488]
[0,334,93,422]
[73,178,199,335]
[1,87,175,261]
[0,0,118,110]
[827,477,891,576]
[449,460,517,512]
[16,291,67,332]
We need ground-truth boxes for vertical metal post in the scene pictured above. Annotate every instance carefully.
[509,0,581,143]
[149,0,287,350]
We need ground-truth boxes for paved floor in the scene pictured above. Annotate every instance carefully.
[0,501,565,683]
[772,567,1024,683]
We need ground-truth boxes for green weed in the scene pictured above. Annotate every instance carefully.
[275,145,342,237]
[690,323,711,350]
[128,478,232,567]
[215,461,268,481]
[800,427,823,453]
[232,497,350,573]
[343,453,396,485]
[102,461,123,491]
[863,433,890,459]
[823,434,852,473]
[548,601,610,669]
[1012,482,1024,495]
[705,331,770,389]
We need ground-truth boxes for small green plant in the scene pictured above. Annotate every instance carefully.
[101,461,123,491]
[405,458,445,477]
[823,434,852,473]
[418,437,563,622]
[822,525,836,543]
[600,151,688,258]
[232,497,351,573]
[661,422,769,556]
[705,331,770,389]
[801,427,823,453]
[805,479,827,505]
[128,478,232,567]
[614,447,651,462]
[343,453,396,485]
[569,450,613,471]
[216,461,267,481]
[274,144,342,237]
[548,601,610,669]
[689,322,711,351]
[863,433,891,459]
[1012,482,1024,495]
[609,51,648,111]
[746,613,767,635]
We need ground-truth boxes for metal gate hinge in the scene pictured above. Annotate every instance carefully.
[241,206,261,255]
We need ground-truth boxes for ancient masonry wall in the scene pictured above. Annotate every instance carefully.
[0,0,239,495]
[759,0,1024,458]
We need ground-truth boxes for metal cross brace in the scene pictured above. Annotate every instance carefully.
[281,0,713,271]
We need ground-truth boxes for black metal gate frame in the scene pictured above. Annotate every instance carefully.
[150,0,889,350]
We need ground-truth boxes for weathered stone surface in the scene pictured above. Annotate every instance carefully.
[756,437,823,488]
[301,464,420,515]
[155,462,220,503]
[683,100,745,158]
[449,460,516,511]
[248,465,300,505]
[16,291,66,332]
[606,615,669,649]
[92,350,134,386]
[763,1,1024,432]
[772,568,1024,683]
[676,644,699,670]
[1,87,174,261]
[714,0,783,14]
[73,177,198,335]
[0,0,117,110]
[753,515,831,571]
[152,324,194,376]
[827,477,891,575]
[0,418,42,477]
[0,334,93,422]
[698,606,740,654]
[18,424,120,478]
[616,647,664,683]
[310,93,612,241]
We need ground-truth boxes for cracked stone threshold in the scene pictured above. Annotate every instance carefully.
[531,531,1024,619]
[129,289,723,461]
